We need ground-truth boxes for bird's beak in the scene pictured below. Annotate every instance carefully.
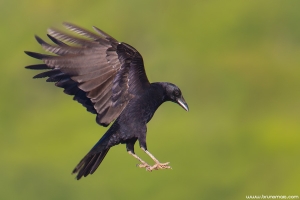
[176,96,189,111]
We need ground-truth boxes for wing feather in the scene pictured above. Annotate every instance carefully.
[25,23,150,126]
[87,77,114,99]
[78,70,116,91]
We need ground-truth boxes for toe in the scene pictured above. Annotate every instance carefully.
[161,162,170,165]
[146,167,153,172]
[137,162,150,169]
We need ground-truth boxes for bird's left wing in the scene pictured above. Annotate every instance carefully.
[25,23,150,126]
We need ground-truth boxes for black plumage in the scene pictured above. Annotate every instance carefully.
[25,23,189,180]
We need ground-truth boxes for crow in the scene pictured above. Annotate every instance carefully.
[25,22,189,180]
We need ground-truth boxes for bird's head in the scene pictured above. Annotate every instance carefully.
[164,83,189,111]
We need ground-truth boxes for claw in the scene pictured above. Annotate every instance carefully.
[148,162,171,171]
[136,162,150,169]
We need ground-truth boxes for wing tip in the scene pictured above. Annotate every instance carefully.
[62,21,72,26]
[24,51,43,60]
[92,26,117,42]
[34,35,45,45]
[46,34,68,46]
[25,64,50,70]
[62,22,77,30]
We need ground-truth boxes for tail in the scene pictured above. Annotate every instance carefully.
[72,148,110,180]
[72,122,119,180]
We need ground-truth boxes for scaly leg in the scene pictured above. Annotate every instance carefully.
[128,151,151,170]
[141,147,172,171]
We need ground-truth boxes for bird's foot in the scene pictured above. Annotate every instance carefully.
[136,162,151,169]
[147,162,172,171]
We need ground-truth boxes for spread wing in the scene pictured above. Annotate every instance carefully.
[25,22,150,126]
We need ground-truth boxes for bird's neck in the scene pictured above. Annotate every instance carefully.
[137,83,167,123]
[148,82,168,104]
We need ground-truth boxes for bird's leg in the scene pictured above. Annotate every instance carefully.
[141,147,172,171]
[126,139,150,170]
[127,151,151,169]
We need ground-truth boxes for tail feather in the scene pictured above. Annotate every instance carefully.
[72,148,110,180]
[90,149,110,174]
[82,154,99,177]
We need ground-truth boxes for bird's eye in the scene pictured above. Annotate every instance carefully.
[173,90,180,96]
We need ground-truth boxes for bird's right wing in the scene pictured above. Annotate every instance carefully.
[25,23,150,126]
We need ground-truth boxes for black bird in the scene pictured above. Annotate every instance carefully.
[25,23,189,180]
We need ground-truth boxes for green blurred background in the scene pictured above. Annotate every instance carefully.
[1,0,300,199]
